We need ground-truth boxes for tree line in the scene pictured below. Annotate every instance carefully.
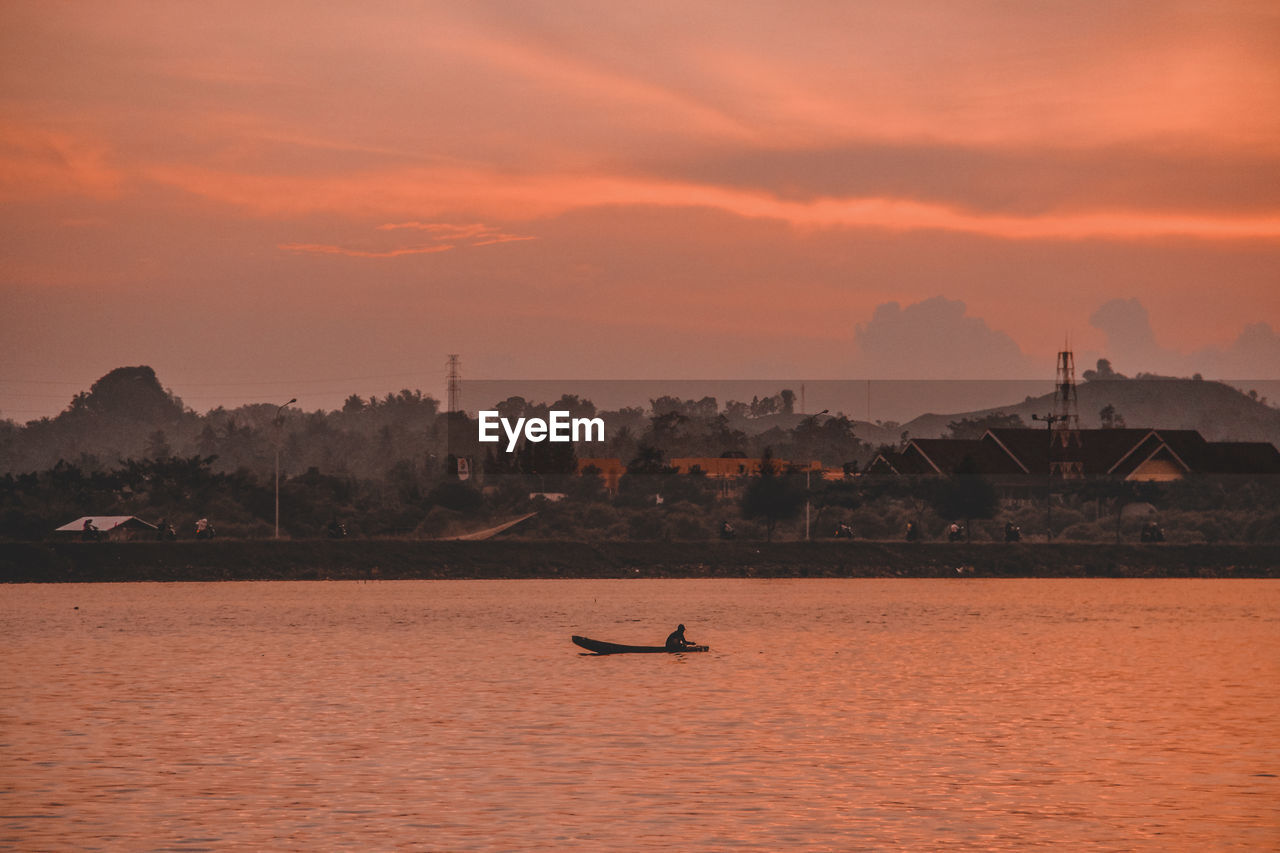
[3,366,1278,544]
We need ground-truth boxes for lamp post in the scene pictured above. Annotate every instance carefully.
[1031,412,1063,540]
[274,398,296,539]
[804,410,830,540]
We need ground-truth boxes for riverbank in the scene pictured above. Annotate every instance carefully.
[2,540,1279,582]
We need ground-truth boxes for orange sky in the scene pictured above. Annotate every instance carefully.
[2,1,1278,418]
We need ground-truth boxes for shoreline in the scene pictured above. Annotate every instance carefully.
[2,540,1278,582]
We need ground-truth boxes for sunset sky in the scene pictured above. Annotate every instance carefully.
[2,1,1278,418]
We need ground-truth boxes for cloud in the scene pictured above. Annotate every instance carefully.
[1223,323,1280,374]
[1089,298,1280,378]
[277,243,455,259]
[376,222,536,246]
[0,123,123,201]
[377,222,494,237]
[277,222,534,259]
[1185,322,1280,379]
[1089,298,1161,368]
[854,297,1044,379]
[653,143,1280,217]
[428,26,755,146]
[9,4,1280,244]
[147,162,1280,242]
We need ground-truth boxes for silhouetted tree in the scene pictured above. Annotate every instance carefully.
[928,455,998,541]
[1099,404,1126,429]
[626,444,667,475]
[1083,358,1126,382]
[947,412,1026,440]
[740,448,805,541]
[145,430,172,459]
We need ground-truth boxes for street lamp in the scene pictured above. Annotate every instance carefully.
[1031,412,1063,540]
[274,398,296,539]
[804,410,830,540]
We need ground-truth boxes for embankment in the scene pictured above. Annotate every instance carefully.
[2,540,1278,582]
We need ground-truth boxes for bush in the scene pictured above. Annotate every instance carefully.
[628,511,670,540]
[665,502,712,540]
[428,481,483,514]
[413,506,463,538]
[1058,521,1108,542]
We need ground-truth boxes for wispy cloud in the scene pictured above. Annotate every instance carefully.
[277,242,455,259]
[177,163,1280,243]
[0,123,123,200]
[278,221,534,259]
[376,222,533,244]
[472,234,536,247]
[4,2,1280,390]
[378,222,492,236]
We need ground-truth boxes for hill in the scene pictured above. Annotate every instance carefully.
[900,377,1280,444]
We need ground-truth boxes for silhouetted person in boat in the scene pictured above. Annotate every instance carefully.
[665,624,696,650]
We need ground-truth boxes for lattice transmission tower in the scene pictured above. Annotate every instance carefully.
[446,354,461,414]
[1050,349,1083,478]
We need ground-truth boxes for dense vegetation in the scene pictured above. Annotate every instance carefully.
[2,366,1278,544]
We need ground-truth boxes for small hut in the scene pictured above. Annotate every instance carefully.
[56,516,159,541]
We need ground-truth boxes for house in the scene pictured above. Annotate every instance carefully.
[867,428,1280,484]
[56,516,159,541]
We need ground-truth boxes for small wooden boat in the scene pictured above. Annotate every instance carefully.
[572,635,709,655]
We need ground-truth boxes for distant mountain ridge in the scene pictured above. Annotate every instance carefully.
[898,378,1280,445]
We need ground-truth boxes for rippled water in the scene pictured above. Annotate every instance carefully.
[2,579,1277,851]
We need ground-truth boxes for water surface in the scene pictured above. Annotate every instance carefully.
[2,579,1277,850]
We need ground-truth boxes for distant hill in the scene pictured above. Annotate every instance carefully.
[900,378,1280,444]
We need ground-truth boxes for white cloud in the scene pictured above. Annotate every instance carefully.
[854,296,1044,379]
[1090,298,1280,378]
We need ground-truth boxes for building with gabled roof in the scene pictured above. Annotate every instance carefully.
[896,439,1025,477]
[866,448,929,476]
[1197,442,1280,474]
[867,428,1280,483]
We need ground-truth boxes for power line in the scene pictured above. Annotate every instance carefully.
[0,379,93,386]
[163,373,434,388]
[0,371,435,389]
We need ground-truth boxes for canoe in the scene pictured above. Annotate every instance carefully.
[572,635,709,655]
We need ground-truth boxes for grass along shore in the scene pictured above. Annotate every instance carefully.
[2,539,1278,582]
